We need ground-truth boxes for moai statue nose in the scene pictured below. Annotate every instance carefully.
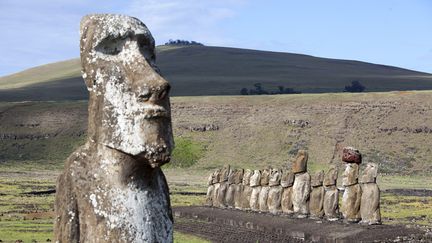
[136,80,170,103]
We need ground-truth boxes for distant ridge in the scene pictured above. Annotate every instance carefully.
[0,45,431,101]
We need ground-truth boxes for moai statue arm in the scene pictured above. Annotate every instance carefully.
[54,170,79,242]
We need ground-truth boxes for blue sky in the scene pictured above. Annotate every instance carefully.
[0,0,431,76]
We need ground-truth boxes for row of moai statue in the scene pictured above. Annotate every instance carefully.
[205,148,381,225]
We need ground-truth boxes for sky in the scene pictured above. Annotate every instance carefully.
[0,0,431,76]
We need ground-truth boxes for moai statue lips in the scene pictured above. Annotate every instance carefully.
[80,14,174,168]
[323,166,338,186]
[360,163,378,184]
[342,163,359,187]
[311,170,324,187]
[280,170,294,188]
[292,150,308,174]
[342,147,362,164]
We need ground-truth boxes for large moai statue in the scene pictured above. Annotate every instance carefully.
[360,163,381,225]
[258,168,271,212]
[241,169,253,210]
[341,147,362,223]
[234,169,244,209]
[323,166,339,221]
[217,165,231,208]
[249,170,262,211]
[212,169,222,207]
[292,150,311,218]
[309,170,325,219]
[281,170,295,214]
[205,171,216,206]
[225,168,237,208]
[54,14,174,242]
[267,168,283,214]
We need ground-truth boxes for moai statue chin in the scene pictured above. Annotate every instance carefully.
[258,168,271,212]
[267,168,283,214]
[234,169,244,209]
[249,170,261,211]
[360,163,381,225]
[292,150,311,218]
[55,14,174,242]
[323,166,339,221]
[217,165,231,208]
[280,170,295,214]
[241,169,253,210]
[309,170,325,219]
[341,148,362,223]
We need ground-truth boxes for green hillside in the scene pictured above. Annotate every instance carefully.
[0,45,431,101]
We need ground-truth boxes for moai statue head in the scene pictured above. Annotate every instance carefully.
[342,163,359,186]
[342,147,362,164]
[207,172,214,186]
[250,170,261,187]
[213,169,221,184]
[227,169,236,184]
[269,168,282,186]
[360,163,378,183]
[260,168,271,186]
[242,169,252,186]
[280,170,295,188]
[311,170,324,187]
[323,166,338,186]
[221,164,231,182]
[292,150,308,174]
[234,169,244,184]
[80,14,173,168]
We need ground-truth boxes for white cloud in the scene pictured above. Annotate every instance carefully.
[125,0,246,45]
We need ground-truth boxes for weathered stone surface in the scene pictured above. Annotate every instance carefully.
[323,185,339,221]
[267,169,282,214]
[225,169,236,208]
[212,169,221,184]
[221,165,231,182]
[205,171,216,206]
[241,169,253,209]
[292,172,311,218]
[213,182,221,208]
[309,170,325,218]
[234,169,244,209]
[360,163,381,225]
[342,163,359,187]
[281,187,294,214]
[341,183,362,223]
[55,14,174,242]
[258,168,271,212]
[280,170,294,188]
[342,146,362,164]
[216,165,231,208]
[250,170,261,211]
[323,166,338,186]
[292,150,308,174]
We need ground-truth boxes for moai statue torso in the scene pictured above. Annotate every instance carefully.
[249,170,261,211]
[268,168,283,214]
[217,165,231,208]
[234,169,244,209]
[341,160,362,223]
[225,169,237,208]
[212,169,222,207]
[323,166,339,221]
[292,150,311,218]
[309,170,325,219]
[281,170,295,214]
[205,171,216,206]
[258,168,271,212]
[54,14,174,243]
[241,169,253,210]
[360,163,381,225]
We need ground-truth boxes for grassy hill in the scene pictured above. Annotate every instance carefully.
[2,91,432,175]
[0,45,431,101]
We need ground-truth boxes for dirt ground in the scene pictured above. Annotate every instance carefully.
[173,206,432,243]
